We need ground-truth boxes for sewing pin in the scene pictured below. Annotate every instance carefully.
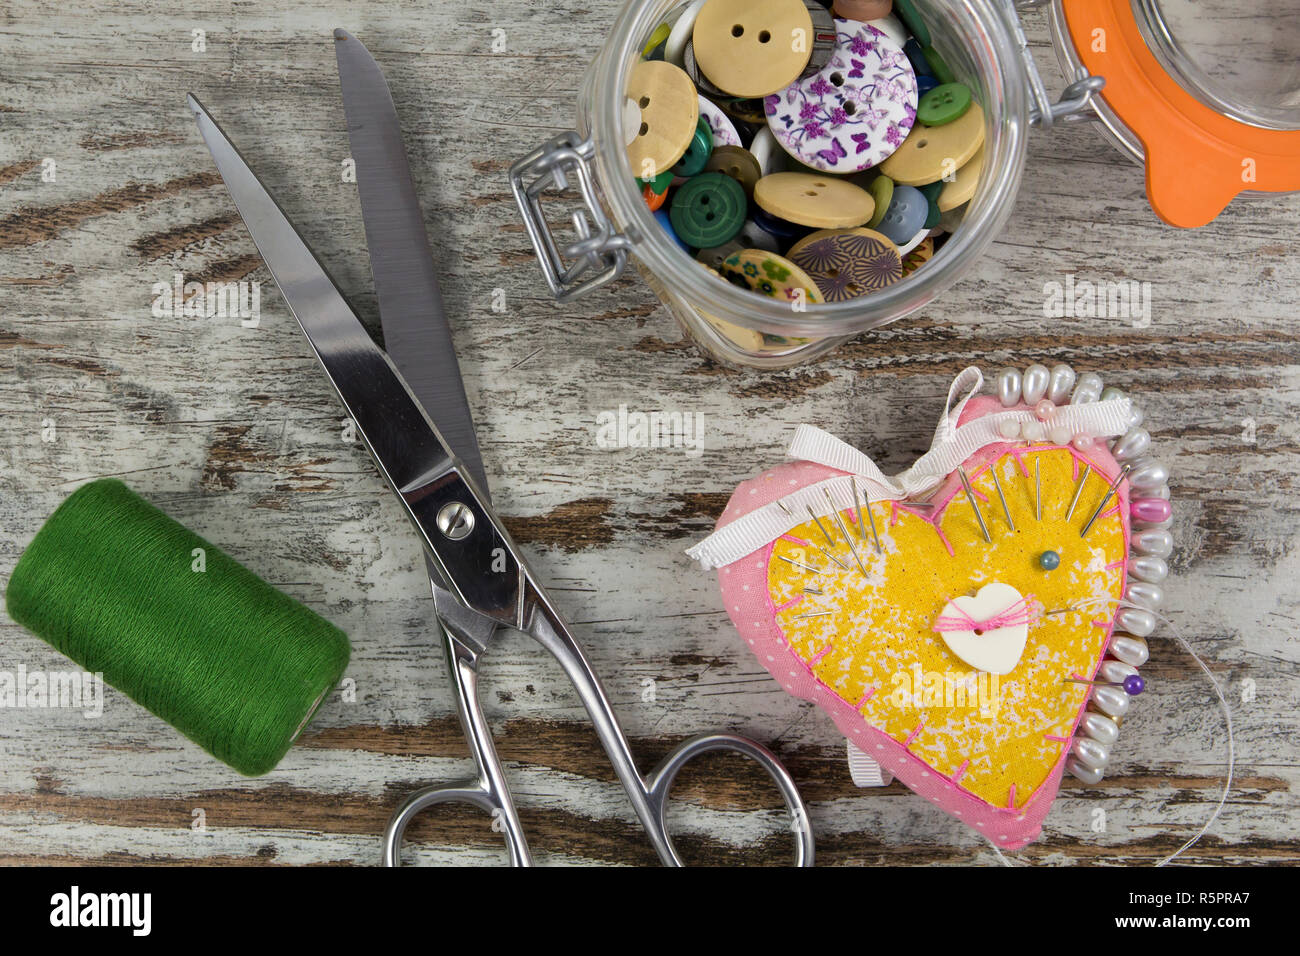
[1061,674,1145,696]
[778,554,824,575]
[817,545,849,571]
[988,468,1016,533]
[824,488,869,577]
[802,586,824,596]
[1035,458,1042,522]
[806,505,837,548]
[853,477,883,555]
[1079,464,1132,539]
[957,467,992,543]
[1065,465,1091,520]
[794,610,833,620]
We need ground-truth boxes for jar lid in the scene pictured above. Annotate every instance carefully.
[1057,0,1300,226]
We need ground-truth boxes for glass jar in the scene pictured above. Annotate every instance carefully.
[510,0,1300,369]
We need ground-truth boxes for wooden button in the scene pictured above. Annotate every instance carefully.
[938,141,984,211]
[754,172,875,228]
[788,228,903,301]
[704,144,763,197]
[625,60,700,178]
[692,0,813,98]
[717,248,824,304]
[879,101,984,186]
[765,19,918,174]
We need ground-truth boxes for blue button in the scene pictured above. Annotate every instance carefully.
[654,208,691,252]
[877,185,928,245]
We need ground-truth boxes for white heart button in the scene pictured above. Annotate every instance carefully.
[935,582,1029,676]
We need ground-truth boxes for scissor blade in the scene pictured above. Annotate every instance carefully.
[333,28,489,498]
[187,94,522,627]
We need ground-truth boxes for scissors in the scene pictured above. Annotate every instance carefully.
[189,29,814,867]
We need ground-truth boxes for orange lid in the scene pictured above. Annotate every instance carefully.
[1063,0,1300,226]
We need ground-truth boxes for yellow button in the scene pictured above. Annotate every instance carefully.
[692,0,813,98]
[938,141,984,211]
[753,172,875,228]
[879,102,985,186]
[625,60,700,178]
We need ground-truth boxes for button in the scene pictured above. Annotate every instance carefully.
[717,248,824,304]
[901,234,934,275]
[654,208,691,252]
[692,0,814,98]
[738,216,782,251]
[922,46,955,86]
[669,171,748,247]
[832,0,894,20]
[866,173,894,228]
[697,238,749,269]
[799,0,839,80]
[718,97,769,125]
[625,60,701,178]
[904,37,932,77]
[749,125,789,176]
[938,141,984,211]
[682,37,728,97]
[916,72,938,95]
[698,95,741,147]
[788,227,903,300]
[643,22,672,59]
[893,0,931,48]
[764,19,918,174]
[917,82,971,126]
[640,169,674,195]
[752,206,811,242]
[879,101,984,185]
[875,183,928,244]
[643,180,667,211]
[754,171,876,228]
[672,116,715,176]
[704,144,763,197]
[666,0,709,65]
[867,13,908,48]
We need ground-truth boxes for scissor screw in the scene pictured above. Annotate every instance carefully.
[437,502,475,540]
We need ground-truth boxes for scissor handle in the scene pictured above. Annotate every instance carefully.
[383,621,533,867]
[645,734,815,867]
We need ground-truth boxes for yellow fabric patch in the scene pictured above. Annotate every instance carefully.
[768,448,1126,810]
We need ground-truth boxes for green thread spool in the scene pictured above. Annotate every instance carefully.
[4,478,350,776]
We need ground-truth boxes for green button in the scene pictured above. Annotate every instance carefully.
[922,47,956,87]
[671,116,714,178]
[639,169,674,195]
[894,0,931,48]
[866,174,894,229]
[669,172,746,248]
[917,83,971,127]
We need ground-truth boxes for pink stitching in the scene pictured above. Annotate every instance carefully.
[952,760,970,782]
[856,687,876,708]
[780,533,809,546]
[905,722,924,746]
[1007,784,1017,809]
[809,644,832,665]
[775,594,804,612]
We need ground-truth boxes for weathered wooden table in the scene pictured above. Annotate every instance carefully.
[1,0,1295,866]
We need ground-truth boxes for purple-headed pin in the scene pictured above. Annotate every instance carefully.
[1062,673,1145,695]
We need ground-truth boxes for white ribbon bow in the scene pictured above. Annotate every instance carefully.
[686,367,1134,569]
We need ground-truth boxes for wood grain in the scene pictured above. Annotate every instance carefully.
[0,0,1296,867]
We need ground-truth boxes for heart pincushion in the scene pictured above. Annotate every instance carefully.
[688,366,1170,848]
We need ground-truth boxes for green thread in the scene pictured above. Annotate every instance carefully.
[4,479,350,776]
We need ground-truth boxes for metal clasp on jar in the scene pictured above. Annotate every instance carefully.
[508,132,633,303]
[1007,0,1107,129]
